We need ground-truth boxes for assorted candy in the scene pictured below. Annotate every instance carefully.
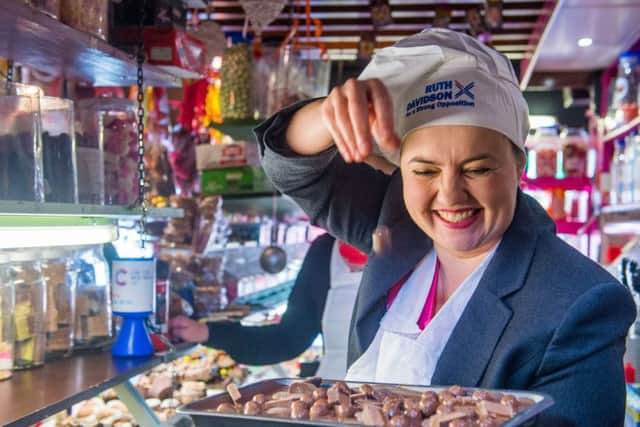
[212,378,537,427]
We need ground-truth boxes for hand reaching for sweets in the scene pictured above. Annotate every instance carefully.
[169,315,209,343]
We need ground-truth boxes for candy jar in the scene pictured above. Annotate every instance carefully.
[41,96,78,203]
[76,99,139,206]
[43,248,77,359]
[74,246,112,349]
[528,126,561,179]
[8,250,47,369]
[0,82,44,202]
[560,128,590,178]
[0,253,14,380]
[60,0,109,40]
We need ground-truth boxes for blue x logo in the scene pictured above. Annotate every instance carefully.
[454,81,475,100]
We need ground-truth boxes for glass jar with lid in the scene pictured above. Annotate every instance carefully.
[76,98,139,206]
[0,252,14,380]
[7,249,47,369]
[42,248,77,359]
[41,96,78,203]
[60,0,109,40]
[74,246,112,348]
[0,82,44,202]
[608,52,640,127]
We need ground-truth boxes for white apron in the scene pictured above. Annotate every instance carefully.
[315,241,363,380]
[346,245,498,385]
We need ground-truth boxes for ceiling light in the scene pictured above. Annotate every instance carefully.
[0,224,118,249]
[529,115,557,129]
[578,37,593,47]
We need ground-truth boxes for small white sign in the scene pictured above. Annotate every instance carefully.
[112,258,156,313]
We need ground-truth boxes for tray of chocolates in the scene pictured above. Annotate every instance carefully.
[177,378,553,427]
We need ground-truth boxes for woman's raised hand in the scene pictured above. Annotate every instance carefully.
[321,78,401,163]
[286,78,401,162]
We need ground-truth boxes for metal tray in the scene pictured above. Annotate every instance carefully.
[178,378,554,427]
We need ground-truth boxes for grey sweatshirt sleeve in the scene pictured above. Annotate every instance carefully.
[255,100,391,253]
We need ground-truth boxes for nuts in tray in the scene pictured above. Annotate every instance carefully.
[213,379,536,426]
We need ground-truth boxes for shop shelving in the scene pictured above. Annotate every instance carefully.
[600,204,640,235]
[0,0,182,87]
[0,345,195,427]
[210,119,263,142]
[0,203,183,248]
[601,116,640,144]
[0,201,183,220]
[522,176,593,191]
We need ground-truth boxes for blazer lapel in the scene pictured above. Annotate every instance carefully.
[431,192,542,386]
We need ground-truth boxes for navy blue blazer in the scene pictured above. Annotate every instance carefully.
[256,101,636,427]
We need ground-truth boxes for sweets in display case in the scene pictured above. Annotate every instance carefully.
[7,250,47,370]
[43,249,77,359]
[74,246,112,348]
[0,253,14,380]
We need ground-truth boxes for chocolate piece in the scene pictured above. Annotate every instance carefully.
[243,401,261,415]
[404,398,420,411]
[421,391,438,402]
[216,403,237,413]
[448,385,466,397]
[476,417,500,427]
[252,394,267,404]
[290,382,317,395]
[290,400,310,419]
[264,398,298,410]
[313,388,327,400]
[265,406,290,418]
[360,384,375,397]
[438,391,456,405]
[405,407,422,420]
[426,411,468,427]
[362,405,387,426]
[309,399,330,419]
[383,398,403,418]
[517,397,535,410]
[300,393,315,406]
[336,402,356,419]
[389,414,410,427]
[449,418,474,427]
[436,403,455,415]
[272,391,303,400]
[500,395,517,410]
[226,383,242,404]
[453,405,476,417]
[420,398,438,417]
[476,400,515,418]
[327,386,345,405]
[149,375,174,400]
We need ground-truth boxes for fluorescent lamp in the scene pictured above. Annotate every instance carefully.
[578,38,593,47]
[0,224,118,249]
[529,115,557,128]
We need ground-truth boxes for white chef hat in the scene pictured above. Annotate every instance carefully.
[358,28,529,164]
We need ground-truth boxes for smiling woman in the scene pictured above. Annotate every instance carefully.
[401,125,523,259]
[256,28,635,427]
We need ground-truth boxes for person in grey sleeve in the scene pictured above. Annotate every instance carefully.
[255,28,635,427]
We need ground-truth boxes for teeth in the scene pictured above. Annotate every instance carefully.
[437,210,476,223]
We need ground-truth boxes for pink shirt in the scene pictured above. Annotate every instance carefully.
[386,259,441,330]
